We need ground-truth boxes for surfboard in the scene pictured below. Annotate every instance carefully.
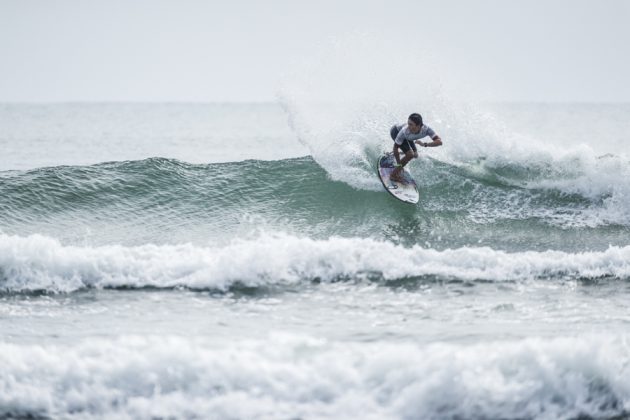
[377,153,419,204]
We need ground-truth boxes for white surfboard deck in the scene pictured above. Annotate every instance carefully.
[377,153,419,204]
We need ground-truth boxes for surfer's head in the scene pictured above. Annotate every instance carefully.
[408,113,423,133]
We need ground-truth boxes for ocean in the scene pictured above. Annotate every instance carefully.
[1,101,630,419]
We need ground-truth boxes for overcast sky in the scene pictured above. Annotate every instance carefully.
[1,0,628,102]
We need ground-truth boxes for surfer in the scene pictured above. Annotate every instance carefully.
[390,113,442,182]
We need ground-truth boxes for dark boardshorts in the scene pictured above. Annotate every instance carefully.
[390,125,417,154]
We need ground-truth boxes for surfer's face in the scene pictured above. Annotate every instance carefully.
[408,119,422,134]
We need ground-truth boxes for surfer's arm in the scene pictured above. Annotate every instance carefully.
[416,135,442,147]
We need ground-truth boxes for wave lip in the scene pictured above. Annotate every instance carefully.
[2,233,630,293]
[1,334,629,419]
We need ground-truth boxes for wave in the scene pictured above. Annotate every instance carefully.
[1,333,628,419]
[2,155,630,238]
[277,36,630,228]
[1,233,629,293]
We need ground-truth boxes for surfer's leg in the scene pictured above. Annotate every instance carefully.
[392,149,414,182]
[400,140,416,166]
[391,140,414,180]
[399,150,414,167]
[390,171,404,182]
[392,141,417,181]
[411,139,418,158]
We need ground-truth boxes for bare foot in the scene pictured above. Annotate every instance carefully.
[390,169,404,182]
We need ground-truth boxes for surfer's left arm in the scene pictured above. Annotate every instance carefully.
[416,135,442,148]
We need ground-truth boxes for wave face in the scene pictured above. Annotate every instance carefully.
[1,155,629,252]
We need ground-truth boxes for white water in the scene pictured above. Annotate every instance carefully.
[2,334,629,419]
[2,233,630,293]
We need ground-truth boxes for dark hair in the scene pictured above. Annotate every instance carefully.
[408,113,423,126]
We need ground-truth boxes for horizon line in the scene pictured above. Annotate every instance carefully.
[1,99,630,105]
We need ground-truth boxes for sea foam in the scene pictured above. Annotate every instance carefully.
[1,333,628,419]
[1,233,629,293]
